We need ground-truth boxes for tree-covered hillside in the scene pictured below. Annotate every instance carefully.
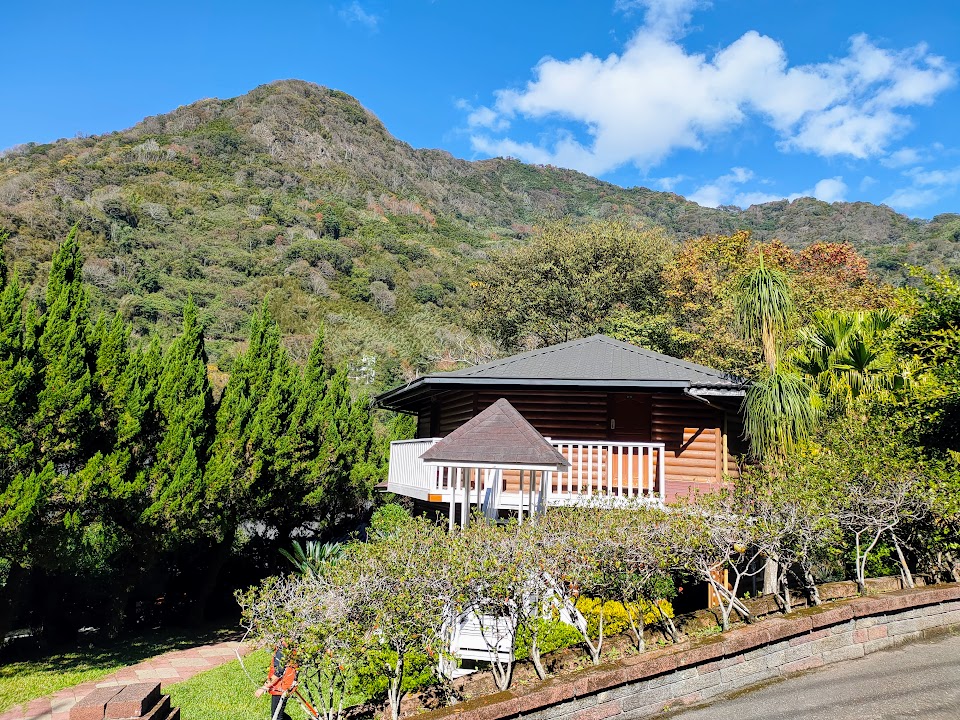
[1,80,957,385]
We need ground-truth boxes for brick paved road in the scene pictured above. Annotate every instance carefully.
[668,629,960,719]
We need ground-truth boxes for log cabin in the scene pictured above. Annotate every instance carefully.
[375,334,748,518]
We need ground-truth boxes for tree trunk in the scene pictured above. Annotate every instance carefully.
[762,557,778,595]
[529,631,547,680]
[891,533,915,589]
[388,654,404,720]
[804,570,821,606]
[779,574,792,614]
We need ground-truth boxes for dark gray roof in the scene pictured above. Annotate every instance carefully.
[420,398,569,469]
[441,335,743,386]
[375,334,747,411]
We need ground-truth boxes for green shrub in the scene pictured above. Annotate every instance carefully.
[574,597,675,640]
[515,615,582,658]
[369,503,412,540]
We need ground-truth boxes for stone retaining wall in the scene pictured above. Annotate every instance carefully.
[428,585,960,720]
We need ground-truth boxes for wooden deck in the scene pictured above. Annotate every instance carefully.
[386,438,666,512]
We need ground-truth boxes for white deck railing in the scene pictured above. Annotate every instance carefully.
[386,438,666,510]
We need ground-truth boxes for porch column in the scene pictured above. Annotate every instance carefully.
[517,470,524,525]
[448,467,456,533]
[461,468,470,527]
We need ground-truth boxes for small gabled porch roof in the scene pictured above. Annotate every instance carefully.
[376,334,747,413]
[420,398,569,471]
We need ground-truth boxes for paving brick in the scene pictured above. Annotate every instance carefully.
[105,683,160,719]
[887,618,921,636]
[639,668,696,691]
[139,696,170,720]
[828,619,855,634]
[864,635,903,654]
[815,630,854,652]
[618,683,677,713]
[789,628,829,646]
[70,687,123,720]
[673,669,722,695]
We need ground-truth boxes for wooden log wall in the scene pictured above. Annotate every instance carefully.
[652,392,738,501]
[413,388,740,501]
[437,391,475,436]
[475,390,608,440]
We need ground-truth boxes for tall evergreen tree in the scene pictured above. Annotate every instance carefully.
[33,227,97,471]
[205,305,296,538]
[0,261,33,481]
[145,298,214,541]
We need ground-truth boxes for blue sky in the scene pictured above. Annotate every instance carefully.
[2,0,958,218]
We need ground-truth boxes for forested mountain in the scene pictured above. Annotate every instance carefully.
[2,79,958,386]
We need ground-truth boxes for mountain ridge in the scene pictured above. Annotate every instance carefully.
[1,79,958,379]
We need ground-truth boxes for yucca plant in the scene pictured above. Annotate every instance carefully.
[734,250,819,460]
[280,540,344,578]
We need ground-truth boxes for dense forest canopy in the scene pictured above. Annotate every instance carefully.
[2,80,959,388]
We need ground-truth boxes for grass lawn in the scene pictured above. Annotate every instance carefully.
[167,650,311,720]
[0,624,240,713]
[167,650,374,720]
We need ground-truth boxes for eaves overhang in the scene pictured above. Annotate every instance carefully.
[373,376,748,413]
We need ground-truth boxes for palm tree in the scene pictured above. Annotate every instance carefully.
[791,309,905,411]
[734,252,819,460]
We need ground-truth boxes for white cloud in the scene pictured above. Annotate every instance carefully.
[883,164,960,211]
[905,166,960,186]
[883,187,942,210]
[881,147,927,168]
[798,177,848,203]
[338,2,379,30]
[468,21,955,174]
[456,100,510,131]
[689,167,754,207]
[614,0,711,38]
[690,169,846,208]
[654,174,689,191]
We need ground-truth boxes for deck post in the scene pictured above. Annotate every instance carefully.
[448,468,455,533]
[477,469,482,516]
[461,468,470,527]
[518,469,524,525]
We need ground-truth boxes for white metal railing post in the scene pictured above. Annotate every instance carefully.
[548,440,666,507]
[658,447,665,499]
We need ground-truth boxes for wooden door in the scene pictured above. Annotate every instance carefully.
[608,393,652,441]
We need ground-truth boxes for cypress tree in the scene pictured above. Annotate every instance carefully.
[145,298,214,540]
[0,262,33,481]
[33,227,97,472]
[274,329,336,530]
[205,305,296,537]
